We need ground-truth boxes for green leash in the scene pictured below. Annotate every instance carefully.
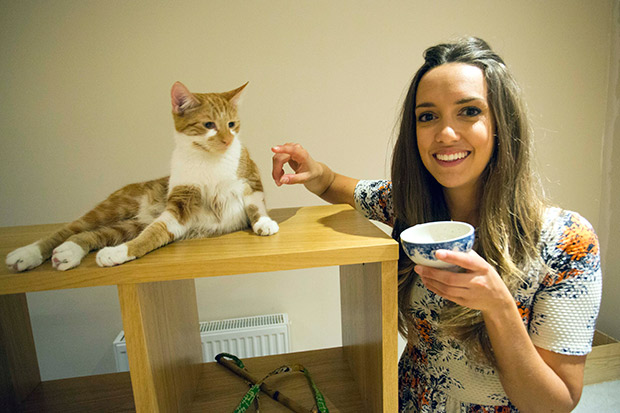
[215,353,329,413]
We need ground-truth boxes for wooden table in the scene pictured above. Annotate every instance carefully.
[0,204,399,412]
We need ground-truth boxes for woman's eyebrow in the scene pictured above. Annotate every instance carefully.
[415,102,435,110]
[415,96,486,110]
[455,96,485,105]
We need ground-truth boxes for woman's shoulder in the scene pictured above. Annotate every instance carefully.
[539,206,600,272]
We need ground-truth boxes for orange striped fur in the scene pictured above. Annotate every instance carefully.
[6,82,278,272]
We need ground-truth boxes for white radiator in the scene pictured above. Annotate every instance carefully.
[113,313,290,372]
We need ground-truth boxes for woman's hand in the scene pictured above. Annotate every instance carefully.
[414,249,513,312]
[271,143,330,195]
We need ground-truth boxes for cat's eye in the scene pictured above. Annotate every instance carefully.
[204,122,216,129]
[228,122,236,128]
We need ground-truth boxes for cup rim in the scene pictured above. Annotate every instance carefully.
[400,221,474,245]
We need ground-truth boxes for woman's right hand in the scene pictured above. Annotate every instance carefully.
[271,143,331,195]
[271,143,358,206]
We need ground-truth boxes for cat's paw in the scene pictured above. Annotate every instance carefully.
[96,245,136,267]
[6,243,43,272]
[52,241,87,271]
[252,217,279,236]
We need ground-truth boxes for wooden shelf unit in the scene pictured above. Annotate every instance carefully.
[0,204,399,412]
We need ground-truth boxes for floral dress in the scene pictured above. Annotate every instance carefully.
[354,180,602,413]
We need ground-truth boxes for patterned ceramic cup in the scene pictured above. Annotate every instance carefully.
[400,221,475,269]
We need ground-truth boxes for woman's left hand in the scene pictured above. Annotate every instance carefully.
[414,249,513,313]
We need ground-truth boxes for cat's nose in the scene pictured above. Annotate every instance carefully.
[220,131,234,146]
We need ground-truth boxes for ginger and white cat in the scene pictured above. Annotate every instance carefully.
[6,81,278,272]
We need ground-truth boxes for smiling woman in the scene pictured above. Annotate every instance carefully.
[414,63,495,220]
[271,37,602,413]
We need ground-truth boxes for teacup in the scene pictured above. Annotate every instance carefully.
[400,221,475,269]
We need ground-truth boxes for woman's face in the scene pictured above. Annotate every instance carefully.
[415,63,495,198]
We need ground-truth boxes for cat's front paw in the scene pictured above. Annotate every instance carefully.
[6,243,43,272]
[52,241,87,271]
[96,245,136,267]
[252,217,279,236]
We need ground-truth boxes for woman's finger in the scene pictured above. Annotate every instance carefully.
[415,265,474,288]
[434,249,486,272]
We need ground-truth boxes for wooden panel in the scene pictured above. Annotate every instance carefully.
[0,293,41,412]
[584,341,620,385]
[20,372,134,412]
[117,279,202,412]
[340,261,398,412]
[592,330,619,346]
[192,348,365,412]
[0,205,398,294]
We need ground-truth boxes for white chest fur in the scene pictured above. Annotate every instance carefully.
[168,133,249,235]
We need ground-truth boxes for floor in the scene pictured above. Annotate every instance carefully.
[574,380,620,412]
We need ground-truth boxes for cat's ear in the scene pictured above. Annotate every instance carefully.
[171,81,200,115]
[222,82,249,107]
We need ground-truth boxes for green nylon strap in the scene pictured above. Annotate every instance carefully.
[216,352,245,369]
[216,353,329,413]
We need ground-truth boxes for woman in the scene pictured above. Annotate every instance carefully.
[271,37,602,412]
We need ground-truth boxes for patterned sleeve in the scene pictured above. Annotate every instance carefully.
[529,210,602,355]
[353,180,394,227]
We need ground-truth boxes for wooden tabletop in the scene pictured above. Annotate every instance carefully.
[0,204,398,295]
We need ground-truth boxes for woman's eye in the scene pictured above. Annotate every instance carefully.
[461,107,482,117]
[204,122,216,129]
[228,121,236,128]
[417,113,436,123]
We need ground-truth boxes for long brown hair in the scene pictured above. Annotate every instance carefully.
[392,37,545,364]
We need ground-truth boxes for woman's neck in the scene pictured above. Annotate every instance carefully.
[444,185,481,227]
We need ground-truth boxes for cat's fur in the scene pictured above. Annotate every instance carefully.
[6,81,278,272]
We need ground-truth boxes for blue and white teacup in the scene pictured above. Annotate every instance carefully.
[400,221,475,269]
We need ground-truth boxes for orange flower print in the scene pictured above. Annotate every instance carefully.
[516,302,531,323]
[542,268,583,287]
[418,387,430,406]
[557,218,599,262]
[416,319,433,345]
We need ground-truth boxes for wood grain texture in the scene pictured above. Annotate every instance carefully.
[0,293,40,412]
[117,279,202,412]
[19,372,135,412]
[0,205,398,294]
[193,348,366,412]
[340,261,398,412]
[584,341,620,385]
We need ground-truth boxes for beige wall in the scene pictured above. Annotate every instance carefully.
[598,1,620,341]
[0,1,615,380]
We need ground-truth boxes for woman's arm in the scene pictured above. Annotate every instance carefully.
[481,288,585,412]
[271,143,358,206]
[416,250,585,412]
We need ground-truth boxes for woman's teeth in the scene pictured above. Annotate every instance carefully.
[435,152,468,161]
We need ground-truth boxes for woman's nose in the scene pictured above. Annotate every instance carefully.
[436,122,459,143]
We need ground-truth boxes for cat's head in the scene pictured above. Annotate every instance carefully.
[170,81,247,153]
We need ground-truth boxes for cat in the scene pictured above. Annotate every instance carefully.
[6,81,279,272]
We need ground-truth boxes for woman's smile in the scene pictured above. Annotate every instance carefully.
[434,150,471,164]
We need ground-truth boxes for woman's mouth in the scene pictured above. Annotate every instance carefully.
[434,151,470,164]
